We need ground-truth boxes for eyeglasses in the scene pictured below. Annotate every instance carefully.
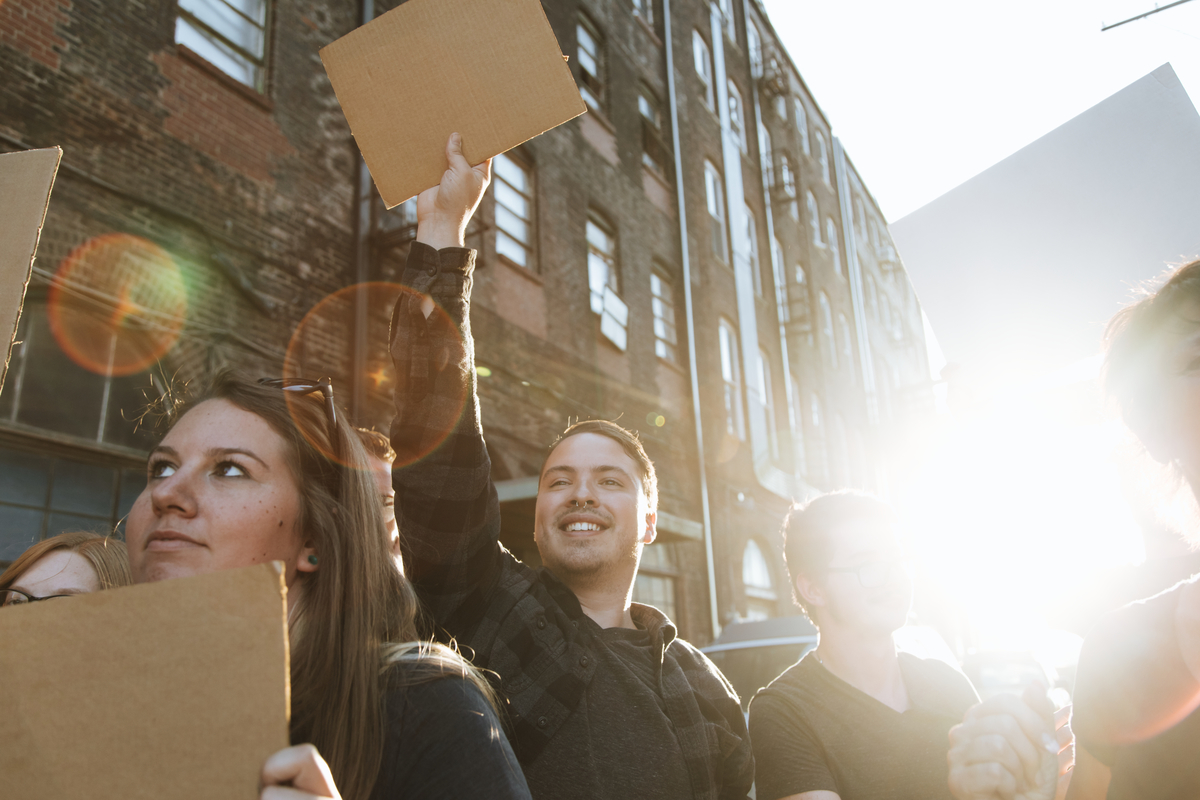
[259,377,341,459]
[1,588,73,607]
[826,560,909,589]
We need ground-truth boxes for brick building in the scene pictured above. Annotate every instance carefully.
[0,0,931,644]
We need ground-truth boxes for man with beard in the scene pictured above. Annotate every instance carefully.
[389,133,752,800]
[749,492,979,800]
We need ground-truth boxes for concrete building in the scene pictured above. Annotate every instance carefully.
[0,0,931,643]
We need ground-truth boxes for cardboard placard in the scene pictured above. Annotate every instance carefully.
[0,563,290,799]
[320,0,586,208]
[0,147,61,394]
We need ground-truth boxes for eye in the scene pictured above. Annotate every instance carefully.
[148,460,176,479]
[214,461,247,478]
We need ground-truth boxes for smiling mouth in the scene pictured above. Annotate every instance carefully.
[563,522,604,533]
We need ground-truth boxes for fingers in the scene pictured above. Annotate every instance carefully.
[476,156,493,184]
[966,693,1055,749]
[1021,681,1054,718]
[261,745,340,800]
[947,759,1019,800]
[446,132,470,173]
[951,712,1044,788]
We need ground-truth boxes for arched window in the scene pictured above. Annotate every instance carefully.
[747,23,762,77]
[704,160,728,261]
[819,291,836,369]
[760,126,774,187]
[742,539,777,620]
[816,132,830,184]
[728,80,747,153]
[794,97,810,155]
[693,31,714,109]
[718,319,745,440]
[807,191,820,245]
[827,217,840,274]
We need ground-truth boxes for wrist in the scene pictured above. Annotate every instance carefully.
[416,217,465,250]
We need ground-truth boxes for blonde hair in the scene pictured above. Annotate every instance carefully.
[0,531,131,591]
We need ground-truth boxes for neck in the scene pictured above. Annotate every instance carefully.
[815,626,908,712]
[567,575,637,629]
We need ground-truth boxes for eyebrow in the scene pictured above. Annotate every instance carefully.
[542,464,635,482]
[149,445,270,470]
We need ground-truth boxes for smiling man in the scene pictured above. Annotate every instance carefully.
[389,135,752,800]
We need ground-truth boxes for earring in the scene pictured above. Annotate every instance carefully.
[307,554,319,566]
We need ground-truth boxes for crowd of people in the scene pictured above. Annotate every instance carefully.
[2,134,1197,799]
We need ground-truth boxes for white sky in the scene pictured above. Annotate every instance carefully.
[759,0,1200,221]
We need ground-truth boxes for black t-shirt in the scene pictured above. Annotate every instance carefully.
[1073,577,1200,799]
[522,622,694,799]
[749,652,978,800]
[370,675,531,800]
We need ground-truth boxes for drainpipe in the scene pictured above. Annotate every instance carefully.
[833,137,878,425]
[350,0,375,423]
[663,0,721,641]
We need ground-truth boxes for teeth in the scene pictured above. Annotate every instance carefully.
[565,522,601,532]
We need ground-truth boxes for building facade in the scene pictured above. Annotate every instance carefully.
[0,0,930,644]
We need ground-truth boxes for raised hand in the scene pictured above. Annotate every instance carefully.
[260,744,342,800]
[415,132,493,251]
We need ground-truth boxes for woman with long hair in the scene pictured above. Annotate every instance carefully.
[125,371,529,800]
[1,530,130,606]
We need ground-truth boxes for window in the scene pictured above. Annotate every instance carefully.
[756,349,779,459]
[577,16,605,111]
[760,126,774,187]
[827,217,841,274]
[175,0,269,92]
[693,31,714,109]
[794,97,810,155]
[816,132,830,184]
[794,263,807,286]
[586,215,628,350]
[493,153,534,269]
[704,160,728,261]
[744,203,762,296]
[728,81,747,153]
[819,291,836,369]
[718,319,745,440]
[747,23,763,78]
[772,237,789,322]
[742,539,776,620]
[790,376,806,476]
[717,0,736,40]
[632,0,654,28]
[807,191,821,245]
[650,271,679,365]
[773,93,787,120]
[779,155,796,198]
[639,89,669,176]
[634,543,678,621]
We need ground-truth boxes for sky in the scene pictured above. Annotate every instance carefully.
[759,0,1200,222]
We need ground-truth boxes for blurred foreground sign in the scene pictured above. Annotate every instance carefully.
[320,0,585,208]
[0,563,289,800]
[0,147,61,394]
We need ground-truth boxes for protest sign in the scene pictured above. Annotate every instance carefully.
[0,147,61,394]
[320,0,586,208]
[0,563,290,799]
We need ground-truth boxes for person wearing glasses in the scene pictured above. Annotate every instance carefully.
[122,371,530,800]
[1,530,130,607]
[749,491,979,800]
[355,428,398,551]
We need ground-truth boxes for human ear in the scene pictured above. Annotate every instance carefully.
[643,511,657,545]
[296,540,319,574]
[796,573,825,610]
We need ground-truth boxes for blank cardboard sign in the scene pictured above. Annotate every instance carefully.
[0,147,61,394]
[320,0,585,208]
[0,563,290,800]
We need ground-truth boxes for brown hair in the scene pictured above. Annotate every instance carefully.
[1105,258,1200,430]
[157,371,493,800]
[355,428,396,464]
[544,419,658,509]
[0,531,131,591]
[781,491,895,622]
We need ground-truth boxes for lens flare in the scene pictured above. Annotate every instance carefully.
[283,282,468,469]
[48,234,186,376]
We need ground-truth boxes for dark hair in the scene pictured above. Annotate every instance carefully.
[156,370,493,800]
[355,428,396,463]
[781,491,895,621]
[543,419,658,509]
[1105,258,1200,432]
[0,531,131,592]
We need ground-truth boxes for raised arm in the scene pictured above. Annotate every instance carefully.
[389,134,500,630]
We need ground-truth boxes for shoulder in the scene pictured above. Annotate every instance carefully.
[899,653,979,716]
[666,636,740,701]
[750,656,819,718]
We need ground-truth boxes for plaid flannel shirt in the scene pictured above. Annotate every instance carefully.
[390,242,753,800]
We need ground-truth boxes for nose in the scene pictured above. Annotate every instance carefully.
[568,478,597,507]
[149,468,198,519]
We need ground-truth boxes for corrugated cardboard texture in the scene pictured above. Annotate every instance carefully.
[0,563,290,799]
[0,147,61,393]
[320,0,585,208]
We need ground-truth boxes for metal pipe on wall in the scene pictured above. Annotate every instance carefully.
[350,0,376,424]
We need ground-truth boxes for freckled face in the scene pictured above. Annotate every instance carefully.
[125,399,310,590]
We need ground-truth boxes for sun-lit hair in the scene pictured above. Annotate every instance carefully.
[781,491,896,623]
[154,370,494,800]
[1105,258,1200,433]
[355,428,396,464]
[543,419,658,510]
[0,531,131,592]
